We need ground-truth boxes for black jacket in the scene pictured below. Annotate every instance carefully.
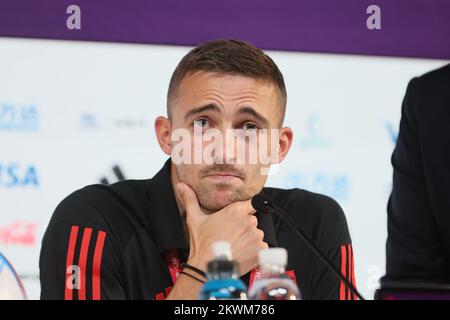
[383,64,450,283]
[40,158,355,300]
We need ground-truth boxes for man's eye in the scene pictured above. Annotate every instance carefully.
[243,122,259,132]
[193,118,210,129]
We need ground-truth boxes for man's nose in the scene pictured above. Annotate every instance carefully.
[214,127,237,165]
[214,127,235,164]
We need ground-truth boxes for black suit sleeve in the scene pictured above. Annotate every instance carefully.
[384,78,449,281]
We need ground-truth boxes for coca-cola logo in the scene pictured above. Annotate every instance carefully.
[0,222,38,246]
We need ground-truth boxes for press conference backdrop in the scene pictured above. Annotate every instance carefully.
[0,37,447,299]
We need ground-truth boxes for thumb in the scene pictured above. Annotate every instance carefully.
[175,182,203,221]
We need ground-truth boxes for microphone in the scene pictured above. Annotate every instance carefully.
[251,191,365,300]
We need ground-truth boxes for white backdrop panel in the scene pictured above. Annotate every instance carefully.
[0,38,447,299]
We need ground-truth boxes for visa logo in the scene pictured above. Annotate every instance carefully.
[0,163,39,188]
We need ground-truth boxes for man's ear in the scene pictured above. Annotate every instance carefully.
[273,126,293,164]
[154,116,172,156]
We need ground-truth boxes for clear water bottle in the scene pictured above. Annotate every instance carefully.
[199,241,248,300]
[248,248,301,300]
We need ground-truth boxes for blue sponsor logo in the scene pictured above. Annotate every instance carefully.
[298,114,331,149]
[0,163,39,188]
[0,103,38,131]
[78,113,99,130]
[385,122,398,145]
[283,172,349,201]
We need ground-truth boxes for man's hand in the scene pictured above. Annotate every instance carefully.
[175,182,268,276]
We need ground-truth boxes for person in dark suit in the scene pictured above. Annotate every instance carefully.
[383,64,450,284]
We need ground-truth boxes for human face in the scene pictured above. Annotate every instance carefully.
[155,71,293,212]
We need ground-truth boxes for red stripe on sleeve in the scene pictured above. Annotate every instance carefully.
[78,227,93,300]
[65,225,79,300]
[349,245,357,300]
[347,245,353,300]
[92,230,106,300]
[340,245,347,300]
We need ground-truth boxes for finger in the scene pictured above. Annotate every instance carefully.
[220,201,256,218]
[175,182,203,220]
[234,199,258,216]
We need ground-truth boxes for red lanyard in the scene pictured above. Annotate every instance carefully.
[164,249,260,287]
[164,249,183,284]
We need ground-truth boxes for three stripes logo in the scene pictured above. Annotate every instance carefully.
[99,165,126,185]
[65,225,107,300]
[63,165,123,300]
[340,244,357,300]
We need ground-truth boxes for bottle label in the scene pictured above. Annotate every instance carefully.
[249,267,298,288]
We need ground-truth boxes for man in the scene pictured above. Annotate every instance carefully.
[40,39,356,300]
[382,64,450,284]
